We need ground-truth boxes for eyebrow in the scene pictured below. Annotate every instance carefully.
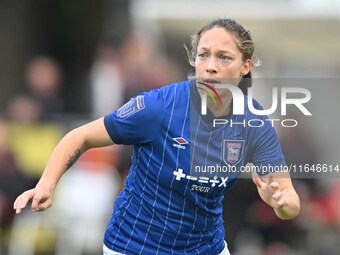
[198,47,234,55]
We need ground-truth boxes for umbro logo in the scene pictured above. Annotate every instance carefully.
[172,137,189,149]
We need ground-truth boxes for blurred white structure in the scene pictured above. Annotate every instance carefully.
[8,162,121,255]
[54,162,121,255]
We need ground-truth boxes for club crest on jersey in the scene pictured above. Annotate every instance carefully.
[223,140,244,165]
[173,137,189,149]
[117,95,145,119]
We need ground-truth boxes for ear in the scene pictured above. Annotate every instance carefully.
[241,59,252,76]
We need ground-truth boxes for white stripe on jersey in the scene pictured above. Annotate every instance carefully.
[157,84,190,254]
[140,84,178,254]
[124,144,154,251]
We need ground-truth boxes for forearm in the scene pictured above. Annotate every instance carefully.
[13,118,113,214]
[35,118,113,192]
[36,128,88,191]
[274,188,300,220]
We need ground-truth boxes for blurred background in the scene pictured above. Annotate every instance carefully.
[0,0,340,254]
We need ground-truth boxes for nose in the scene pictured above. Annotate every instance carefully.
[205,57,218,74]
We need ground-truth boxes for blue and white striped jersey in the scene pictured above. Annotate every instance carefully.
[103,80,285,255]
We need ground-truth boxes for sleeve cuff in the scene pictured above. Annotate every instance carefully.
[103,114,124,144]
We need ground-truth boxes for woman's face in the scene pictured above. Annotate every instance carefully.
[195,27,251,83]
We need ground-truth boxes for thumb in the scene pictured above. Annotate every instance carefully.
[252,172,264,188]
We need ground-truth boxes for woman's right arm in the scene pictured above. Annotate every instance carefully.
[13,117,114,214]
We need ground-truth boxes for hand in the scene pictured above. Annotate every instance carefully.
[252,172,286,210]
[13,186,53,214]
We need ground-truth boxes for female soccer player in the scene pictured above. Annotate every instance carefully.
[14,18,300,255]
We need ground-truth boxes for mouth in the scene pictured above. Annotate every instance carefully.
[203,79,221,84]
[197,79,221,88]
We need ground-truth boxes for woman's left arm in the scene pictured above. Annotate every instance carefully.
[252,171,300,220]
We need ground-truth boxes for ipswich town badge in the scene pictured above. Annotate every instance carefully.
[223,140,245,165]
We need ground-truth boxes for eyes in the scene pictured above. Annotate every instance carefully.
[219,55,233,62]
[197,51,233,63]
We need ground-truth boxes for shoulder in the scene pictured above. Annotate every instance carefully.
[155,80,190,107]
[140,80,189,99]
[244,96,265,115]
[157,80,190,96]
[118,80,189,116]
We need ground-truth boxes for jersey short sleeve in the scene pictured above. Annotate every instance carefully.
[248,100,286,175]
[104,89,164,145]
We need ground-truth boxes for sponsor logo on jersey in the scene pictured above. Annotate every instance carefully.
[173,168,229,193]
[173,137,189,149]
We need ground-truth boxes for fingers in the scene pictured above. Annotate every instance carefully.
[271,190,286,208]
[31,195,51,212]
[265,174,285,207]
[271,186,287,208]
[252,172,264,188]
[266,173,279,193]
[256,173,286,208]
[32,194,42,211]
[13,189,35,214]
[14,189,52,214]
[266,173,274,186]
[277,196,286,207]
